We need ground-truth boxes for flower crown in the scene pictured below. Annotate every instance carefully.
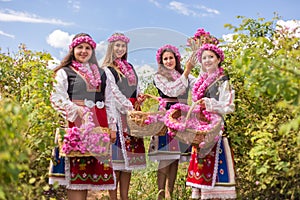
[156,44,181,64]
[69,36,97,49]
[107,35,130,43]
[196,43,224,63]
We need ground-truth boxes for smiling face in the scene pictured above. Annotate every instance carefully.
[74,42,93,64]
[201,50,221,74]
[162,51,176,70]
[113,40,127,59]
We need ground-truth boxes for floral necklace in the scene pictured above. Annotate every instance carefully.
[192,67,224,102]
[114,59,137,85]
[72,61,101,87]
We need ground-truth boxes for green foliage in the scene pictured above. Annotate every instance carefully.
[224,15,300,199]
[0,44,61,199]
[0,98,29,200]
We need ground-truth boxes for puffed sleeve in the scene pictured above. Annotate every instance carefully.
[188,74,197,89]
[103,67,133,114]
[154,73,190,97]
[202,80,235,115]
[50,69,80,122]
[104,75,118,131]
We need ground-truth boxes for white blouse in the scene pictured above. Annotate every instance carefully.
[154,73,197,97]
[201,80,235,115]
[50,68,117,131]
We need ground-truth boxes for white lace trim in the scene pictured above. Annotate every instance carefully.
[148,154,180,162]
[201,186,236,199]
[116,114,131,170]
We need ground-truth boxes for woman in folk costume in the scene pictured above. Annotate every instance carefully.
[49,33,117,200]
[101,32,146,200]
[186,43,236,199]
[148,44,197,200]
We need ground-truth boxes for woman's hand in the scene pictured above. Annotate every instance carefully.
[198,99,206,108]
[110,131,117,143]
[137,93,146,104]
[77,106,86,118]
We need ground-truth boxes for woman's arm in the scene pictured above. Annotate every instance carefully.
[104,75,118,131]
[202,80,235,115]
[103,67,133,114]
[50,69,80,122]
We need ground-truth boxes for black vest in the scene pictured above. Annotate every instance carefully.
[204,75,229,100]
[108,65,138,98]
[63,66,107,102]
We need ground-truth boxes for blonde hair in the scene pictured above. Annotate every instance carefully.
[101,33,128,69]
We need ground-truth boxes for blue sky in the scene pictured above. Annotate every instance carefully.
[0,0,299,71]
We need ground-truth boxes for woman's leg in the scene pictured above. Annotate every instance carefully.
[166,160,179,199]
[157,160,170,200]
[67,189,88,200]
[109,170,120,200]
[119,171,132,200]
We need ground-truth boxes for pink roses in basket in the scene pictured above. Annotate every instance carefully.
[165,103,222,138]
[61,108,110,155]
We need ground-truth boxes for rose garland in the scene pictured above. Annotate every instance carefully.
[114,59,137,85]
[191,67,224,102]
[72,61,101,87]
[61,108,110,155]
[69,36,97,50]
[196,43,225,63]
[107,35,130,43]
[156,44,181,64]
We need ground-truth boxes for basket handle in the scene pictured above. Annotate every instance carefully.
[134,93,160,110]
[185,99,203,123]
[143,93,160,101]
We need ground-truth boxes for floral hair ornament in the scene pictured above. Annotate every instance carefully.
[107,34,130,43]
[156,44,181,64]
[196,43,224,63]
[69,36,97,50]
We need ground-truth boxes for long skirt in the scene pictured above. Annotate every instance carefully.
[48,106,116,190]
[148,129,192,162]
[186,137,236,199]
[111,98,146,171]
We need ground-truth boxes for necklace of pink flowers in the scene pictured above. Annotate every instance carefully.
[192,67,224,102]
[114,58,137,85]
[71,60,101,87]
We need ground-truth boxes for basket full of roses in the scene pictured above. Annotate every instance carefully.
[126,94,167,137]
[59,108,111,157]
[165,100,222,146]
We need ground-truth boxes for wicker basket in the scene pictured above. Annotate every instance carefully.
[58,126,111,157]
[126,94,167,137]
[167,100,222,145]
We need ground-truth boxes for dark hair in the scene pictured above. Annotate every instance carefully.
[54,33,99,72]
[160,49,183,74]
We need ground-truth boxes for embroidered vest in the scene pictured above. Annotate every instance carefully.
[63,66,107,102]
